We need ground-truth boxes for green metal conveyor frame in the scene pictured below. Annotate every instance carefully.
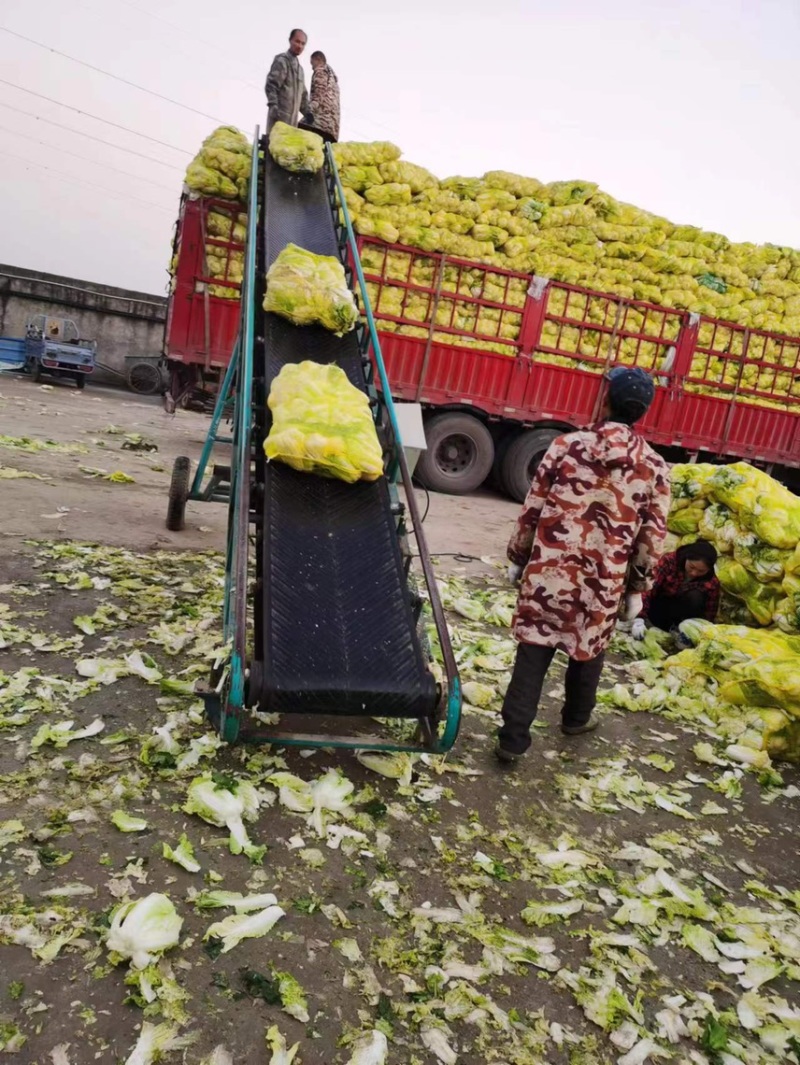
[166,129,461,754]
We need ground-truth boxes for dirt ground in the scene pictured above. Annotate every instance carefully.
[0,374,517,564]
[0,372,798,1065]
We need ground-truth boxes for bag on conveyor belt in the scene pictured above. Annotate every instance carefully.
[269,121,325,174]
[263,244,359,335]
[264,361,383,484]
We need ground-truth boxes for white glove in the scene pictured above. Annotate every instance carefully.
[508,563,523,585]
[620,593,643,622]
[631,618,647,641]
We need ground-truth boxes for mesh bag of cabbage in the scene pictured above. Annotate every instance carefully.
[263,244,359,335]
[264,361,383,484]
[268,121,324,174]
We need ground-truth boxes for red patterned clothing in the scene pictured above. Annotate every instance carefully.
[507,421,670,660]
[641,552,720,622]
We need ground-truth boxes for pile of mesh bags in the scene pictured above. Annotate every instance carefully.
[357,244,526,357]
[167,206,247,299]
[264,362,383,483]
[664,619,800,763]
[184,126,251,202]
[203,208,246,298]
[263,244,359,335]
[668,461,800,630]
[269,121,324,174]
[332,139,800,406]
[604,622,800,764]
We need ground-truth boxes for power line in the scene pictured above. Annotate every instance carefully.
[0,101,184,171]
[0,77,192,154]
[0,123,176,192]
[0,148,174,214]
[0,25,228,124]
[115,0,260,92]
[101,0,396,140]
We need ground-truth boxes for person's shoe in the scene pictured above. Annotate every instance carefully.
[495,745,521,765]
[561,714,600,736]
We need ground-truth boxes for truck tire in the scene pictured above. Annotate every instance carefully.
[73,373,86,391]
[488,432,514,493]
[415,413,494,495]
[501,428,562,503]
[166,456,191,531]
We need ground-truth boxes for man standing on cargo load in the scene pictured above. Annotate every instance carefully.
[495,367,671,764]
[266,29,313,133]
[308,51,340,142]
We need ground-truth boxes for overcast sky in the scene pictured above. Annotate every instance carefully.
[0,0,798,298]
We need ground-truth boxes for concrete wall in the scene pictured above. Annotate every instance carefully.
[0,264,167,384]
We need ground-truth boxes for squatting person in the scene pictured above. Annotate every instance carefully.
[632,539,720,639]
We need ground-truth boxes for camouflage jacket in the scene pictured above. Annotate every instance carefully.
[265,51,310,128]
[310,64,340,140]
[507,422,670,661]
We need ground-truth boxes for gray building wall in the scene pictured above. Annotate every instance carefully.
[0,264,167,384]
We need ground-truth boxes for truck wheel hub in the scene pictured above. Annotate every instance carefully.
[438,434,474,473]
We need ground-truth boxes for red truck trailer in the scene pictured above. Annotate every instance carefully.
[356,236,800,500]
[162,195,244,412]
[161,203,800,498]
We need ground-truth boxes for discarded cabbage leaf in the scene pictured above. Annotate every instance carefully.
[462,681,495,709]
[183,774,266,862]
[521,898,583,926]
[204,905,285,954]
[112,811,148,833]
[334,937,363,962]
[31,717,104,748]
[452,596,484,622]
[266,1025,300,1065]
[124,650,162,683]
[309,769,355,837]
[199,1048,234,1065]
[0,1022,25,1052]
[470,924,559,971]
[420,1024,457,1065]
[76,657,124,685]
[123,1021,196,1065]
[345,1030,388,1065]
[275,969,310,1022]
[267,772,315,813]
[191,890,278,912]
[617,1039,671,1065]
[356,751,415,786]
[107,893,183,969]
[0,820,26,849]
[162,834,201,873]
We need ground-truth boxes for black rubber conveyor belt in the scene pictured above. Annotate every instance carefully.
[258,154,437,718]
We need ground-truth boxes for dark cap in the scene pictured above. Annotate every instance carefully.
[605,365,655,422]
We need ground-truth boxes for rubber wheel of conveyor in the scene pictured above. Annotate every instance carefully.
[256,154,438,719]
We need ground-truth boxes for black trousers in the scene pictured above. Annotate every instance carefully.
[497,643,606,755]
[648,589,707,632]
[298,120,337,143]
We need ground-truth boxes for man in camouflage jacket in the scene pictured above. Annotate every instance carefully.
[496,367,671,763]
[266,29,313,133]
[309,51,341,142]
